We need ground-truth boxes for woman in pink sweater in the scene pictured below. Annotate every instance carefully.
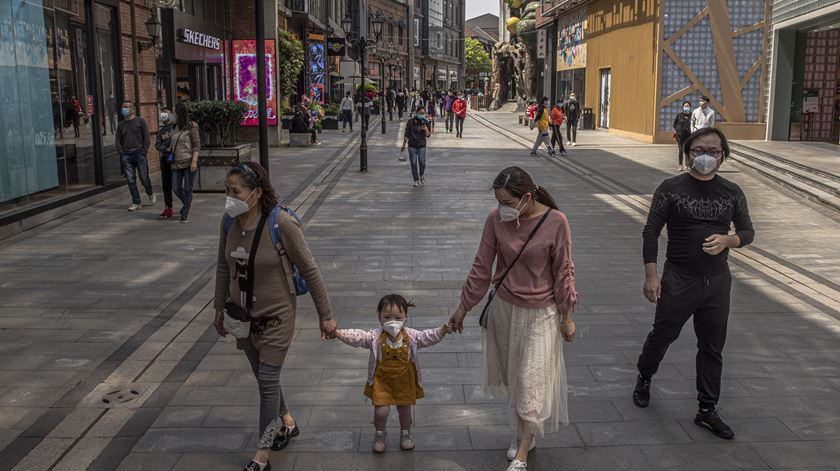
[449,166,578,471]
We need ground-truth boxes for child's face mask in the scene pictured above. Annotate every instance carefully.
[382,320,404,337]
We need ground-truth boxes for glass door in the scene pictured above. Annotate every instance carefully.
[600,68,611,129]
[94,2,123,183]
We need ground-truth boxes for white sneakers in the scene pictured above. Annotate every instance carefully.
[149,193,157,204]
[506,437,536,461]
[128,204,141,211]
[506,459,528,471]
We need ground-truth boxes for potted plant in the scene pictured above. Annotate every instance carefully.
[185,100,251,192]
[321,103,340,130]
[278,30,304,130]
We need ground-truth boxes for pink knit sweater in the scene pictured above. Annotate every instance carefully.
[460,208,578,314]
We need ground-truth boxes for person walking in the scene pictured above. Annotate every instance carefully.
[426,98,437,132]
[673,100,692,171]
[396,88,406,119]
[453,94,467,138]
[530,97,554,156]
[444,90,456,133]
[116,100,155,211]
[449,166,577,471]
[214,162,337,471]
[400,108,432,188]
[633,127,754,441]
[563,93,580,146]
[106,93,118,135]
[154,107,176,219]
[691,96,715,132]
[550,100,567,155]
[170,104,201,223]
[340,91,354,132]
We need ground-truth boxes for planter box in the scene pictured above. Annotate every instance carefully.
[281,115,294,130]
[322,116,339,130]
[195,144,252,192]
[289,133,312,147]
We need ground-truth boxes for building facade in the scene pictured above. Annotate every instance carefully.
[767,0,840,143]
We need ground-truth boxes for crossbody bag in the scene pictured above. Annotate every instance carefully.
[223,215,267,338]
[479,209,552,329]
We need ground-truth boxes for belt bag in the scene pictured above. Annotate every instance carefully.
[479,209,551,328]
[224,215,267,339]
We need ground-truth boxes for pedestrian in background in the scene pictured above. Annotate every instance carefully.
[634,127,754,441]
[154,107,176,219]
[444,90,456,133]
[214,162,337,471]
[426,98,437,132]
[563,93,580,146]
[673,100,692,171]
[550,100,567,155]
[401,108,432,188]
[340,91,354,132]
[116,100,155,211]
[691,96,715,132]
[449,166,577,471]
[333,294,454,453]
[453,93,467,138]
[170,104,201,223]
[530,97,554,156]
[396,88,406,119]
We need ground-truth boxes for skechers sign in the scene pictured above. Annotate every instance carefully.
[178,29,221,50]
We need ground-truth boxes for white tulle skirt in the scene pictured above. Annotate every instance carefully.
[483,297,569,439]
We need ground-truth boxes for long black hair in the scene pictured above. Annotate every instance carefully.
[493,166,559,210]
[536,96,549,120]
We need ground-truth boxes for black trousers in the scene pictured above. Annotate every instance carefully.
[550,125,566,152]
[159,155,173,208]
[566,120,577,142]
[636,269,732,407]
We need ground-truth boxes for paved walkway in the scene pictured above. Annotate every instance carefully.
[1,112,840,470]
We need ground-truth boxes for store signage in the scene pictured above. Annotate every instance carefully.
[85,95,94,115]
[803,89,819,113]
[414,66,420,79]
[557,12,586,71]
[449,70,457,80]
[537,29,547,59]
[232,40,277,126]
[438,70,447,81]
[326,37,345,56]
[178,28,221,50]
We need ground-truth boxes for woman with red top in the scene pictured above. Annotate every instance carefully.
[449,167,578,471]
[550,101,567,155]
[452,94,467,138]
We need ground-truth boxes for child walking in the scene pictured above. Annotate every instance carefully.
[335,294,453,453]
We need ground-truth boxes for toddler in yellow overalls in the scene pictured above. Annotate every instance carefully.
[335,294,453,452]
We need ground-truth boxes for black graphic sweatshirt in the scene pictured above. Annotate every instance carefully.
[643,172,754,276]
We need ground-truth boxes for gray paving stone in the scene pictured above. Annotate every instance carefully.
[292,451,411,471]
[780,415,840,440]
[680,416,799,442]
[575,420,691,446]
[359,426,471,451]
[150,406,212,428]
[281,426,360,452]
[468,424,583,450]
[133,427,251,453]
[529,445,656,471]
[173,452,297,471]
[412,449,513,471]
[640,443,768,470]
[750,440,840,468]
[737,377,838,395]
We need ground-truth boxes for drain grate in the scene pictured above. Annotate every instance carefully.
[101,388,141,405]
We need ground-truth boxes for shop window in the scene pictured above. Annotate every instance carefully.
[398,25,404,46]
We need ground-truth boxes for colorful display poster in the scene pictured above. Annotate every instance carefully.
[232,40,277,126]
[557,14,587,71]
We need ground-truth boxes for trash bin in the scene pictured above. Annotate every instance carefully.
[582,107,594,130]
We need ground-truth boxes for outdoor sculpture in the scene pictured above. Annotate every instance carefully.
[489,0,540,110]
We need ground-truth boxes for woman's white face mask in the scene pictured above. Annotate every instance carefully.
[224,189,257,217]
[499,195,528,223]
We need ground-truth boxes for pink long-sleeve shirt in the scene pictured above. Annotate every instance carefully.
[460,208,578,314]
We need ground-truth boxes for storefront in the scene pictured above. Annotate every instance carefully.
[555,11,586,106]
[158,8,229,107]
[1,0,128,219]
[768,2,840,144]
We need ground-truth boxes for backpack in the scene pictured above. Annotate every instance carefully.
[223,206,309,296]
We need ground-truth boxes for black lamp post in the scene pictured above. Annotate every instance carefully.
[387,43,395,122]
[138,13,160,52]
[343,11,383,172]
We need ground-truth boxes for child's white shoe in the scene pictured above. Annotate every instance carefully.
[506,437,536,461]
[372,430,387,453]
[506,459,527,470]
[400,429,415,450]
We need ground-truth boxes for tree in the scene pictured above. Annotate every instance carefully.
[277,29,304,100]
[465,37,492,83]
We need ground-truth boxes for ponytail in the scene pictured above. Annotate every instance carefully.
[227,162,280,216]
[492,166,559,210]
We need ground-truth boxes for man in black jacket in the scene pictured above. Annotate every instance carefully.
[633,127,754,441]
[673,100,693,171]
[563,93,580,146]
[400,108,431,188]
[116,100,155,211]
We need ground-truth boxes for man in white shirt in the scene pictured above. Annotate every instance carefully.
[691,95,715,132]
[340,92,354,132]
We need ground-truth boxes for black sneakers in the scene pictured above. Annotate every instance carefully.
[271,424,300,450]
[633,374,651,408]
[242,460,271,471]
[695,407,735,439]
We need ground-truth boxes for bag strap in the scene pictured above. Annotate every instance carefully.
[245,216,268,310]
[494,209,552,293]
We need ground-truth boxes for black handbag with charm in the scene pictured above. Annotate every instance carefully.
[479,209,552,329]
[223,215,267,338]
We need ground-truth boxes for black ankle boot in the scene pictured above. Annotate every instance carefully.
[633,374,651,408]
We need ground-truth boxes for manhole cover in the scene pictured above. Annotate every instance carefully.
[101,388,141,405]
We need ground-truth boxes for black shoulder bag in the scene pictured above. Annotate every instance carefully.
[223,216,267,337]
[479,210,552,329]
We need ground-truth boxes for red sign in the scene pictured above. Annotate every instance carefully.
[85,95,93,115]
[232,40,278,126]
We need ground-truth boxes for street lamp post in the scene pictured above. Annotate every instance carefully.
[387,43,395,122]
[342,12,384,172]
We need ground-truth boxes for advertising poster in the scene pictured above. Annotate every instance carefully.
[232,39,277,126]
[557,14,587,71]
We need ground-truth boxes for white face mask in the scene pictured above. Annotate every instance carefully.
[691,154,719,175]
[499,195,527,223]
[224,189,256,217]
[382,320,404,338]
[160,112,169,122]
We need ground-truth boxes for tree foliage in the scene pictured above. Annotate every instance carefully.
[465,38,492,79]
[277,30,304,99]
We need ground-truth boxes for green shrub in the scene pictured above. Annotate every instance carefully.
[185,100,247,147]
